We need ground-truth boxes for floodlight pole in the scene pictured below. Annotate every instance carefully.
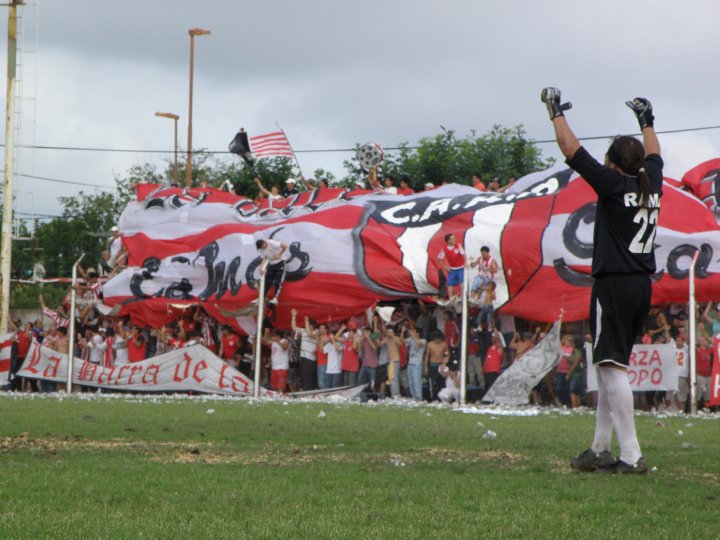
[155,112,180,183]
[185,28,210,188]
[66,253,85,393]
[688,249,700,415]
[253,260,268,398]
[0,0,21,333]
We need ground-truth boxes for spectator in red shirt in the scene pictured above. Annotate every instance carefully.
[483,329,504,392]
[337,322,360,386]
[397,176,415,195]
[696,336,714,408]
[471,174,486,191]
[219,326,241,367]
[443,310,460,360]
[128,326,146,363]
[436,233,466,304]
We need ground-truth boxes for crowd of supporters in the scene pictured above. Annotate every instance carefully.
[4,276,717,413]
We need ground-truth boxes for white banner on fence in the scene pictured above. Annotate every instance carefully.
[483,321,562,405]
[586,343,679,392]
[18,342,264,396]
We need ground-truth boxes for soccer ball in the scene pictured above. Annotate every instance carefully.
[356,142,384,170]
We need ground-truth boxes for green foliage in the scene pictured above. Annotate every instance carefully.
[311,168,337,186]
[343,125,554,191]
[9,282,66,310]
[222,156,297,198]
[34,190,125,276]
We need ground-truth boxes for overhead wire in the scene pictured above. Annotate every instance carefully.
[3,124,719,156]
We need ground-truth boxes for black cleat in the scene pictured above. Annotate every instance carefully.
[570,449,616,472]
[607,457,649,475]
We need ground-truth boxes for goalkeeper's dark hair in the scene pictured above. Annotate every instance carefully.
[606,135,652,208]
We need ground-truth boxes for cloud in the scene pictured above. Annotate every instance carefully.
[0,0,718,217]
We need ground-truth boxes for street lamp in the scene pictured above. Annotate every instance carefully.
[155,111,180,183]
[186,27,211,188]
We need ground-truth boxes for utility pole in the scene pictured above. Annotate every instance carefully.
[0,0,22,333]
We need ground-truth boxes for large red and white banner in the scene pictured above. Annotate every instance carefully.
[586,343,679,392]
[103,163,720,330]
[17,342,264,396]
[0,333,12,386]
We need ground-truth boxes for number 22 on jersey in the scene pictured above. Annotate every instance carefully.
[629,208,659,254]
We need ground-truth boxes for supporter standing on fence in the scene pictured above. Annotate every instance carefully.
[436,234,466,305]
[255,238,288,305]
[543,87,662,473]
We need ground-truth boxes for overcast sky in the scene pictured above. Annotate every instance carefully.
[1,0,720,223]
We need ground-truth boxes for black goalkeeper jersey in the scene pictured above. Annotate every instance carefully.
[566,146,663,277]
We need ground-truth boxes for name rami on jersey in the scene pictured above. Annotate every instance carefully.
[623,192,660,208]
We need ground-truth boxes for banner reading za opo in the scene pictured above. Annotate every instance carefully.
[586,342,679,392]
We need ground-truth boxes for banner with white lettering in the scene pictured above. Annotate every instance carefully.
[18,342,264,396]
[103,162,720,331]
[483,321,562,405]
[586,343,679,392]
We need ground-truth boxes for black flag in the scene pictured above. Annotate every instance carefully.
[229,128,254,166]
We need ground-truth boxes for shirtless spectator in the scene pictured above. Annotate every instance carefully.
[509,331,534,359]
[379,326,404,398]
[424,331,449,401]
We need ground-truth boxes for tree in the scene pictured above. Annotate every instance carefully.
[343,125,553,190]
[34,190,126,276]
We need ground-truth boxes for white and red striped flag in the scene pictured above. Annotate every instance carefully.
[0,333,13,385]
[249,131,295,158]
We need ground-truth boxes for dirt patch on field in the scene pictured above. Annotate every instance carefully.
[1,433,524,467]
[150,445,524,467]
[0,433,207,456]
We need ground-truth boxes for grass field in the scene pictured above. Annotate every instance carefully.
[0,394,718,539]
